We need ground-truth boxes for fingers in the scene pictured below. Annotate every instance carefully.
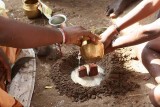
[82,30,101,45]
[103,38,117,54]
[65,26,101,46]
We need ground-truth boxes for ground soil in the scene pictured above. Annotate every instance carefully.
[3,0,157,107]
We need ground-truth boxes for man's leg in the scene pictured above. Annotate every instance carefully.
[106,0,140,18]
[136,37,160,106]
[141,38,160,83]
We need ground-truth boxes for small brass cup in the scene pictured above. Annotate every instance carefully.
[22,0,41,19]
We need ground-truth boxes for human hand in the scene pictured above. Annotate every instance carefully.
[63,26,100,46]
[103,41,116,53]
[100,25,118,53]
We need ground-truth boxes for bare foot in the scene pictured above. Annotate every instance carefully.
[106,0,139,18]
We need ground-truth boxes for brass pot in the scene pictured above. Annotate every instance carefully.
[22,0,41,19]
[80,40,104,61]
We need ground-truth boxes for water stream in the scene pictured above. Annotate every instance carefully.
[77,51,82,69]
[70,51,105,87]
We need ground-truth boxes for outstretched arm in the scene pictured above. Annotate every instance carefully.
[0,16,98,48]
[107,18,160,52]
[0,16,62,48]
[101,0,160,49]
[116,0,160,31]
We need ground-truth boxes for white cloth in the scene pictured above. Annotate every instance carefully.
[8,49,36,107]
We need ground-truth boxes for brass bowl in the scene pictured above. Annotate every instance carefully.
[80,41,104,61]
[22,0,41,19]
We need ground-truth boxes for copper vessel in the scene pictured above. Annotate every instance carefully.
[80,40,104,61]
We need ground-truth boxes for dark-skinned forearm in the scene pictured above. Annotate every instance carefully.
[0,16,63,48]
